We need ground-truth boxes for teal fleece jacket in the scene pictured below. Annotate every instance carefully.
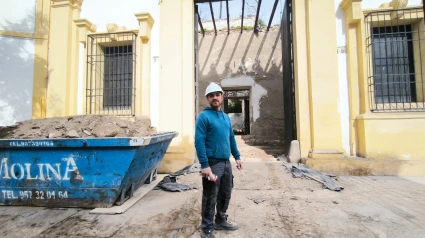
[195,107,241,169]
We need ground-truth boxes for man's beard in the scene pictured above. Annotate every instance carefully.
[209,100,221,109]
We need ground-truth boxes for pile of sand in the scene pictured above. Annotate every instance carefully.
[0,115,157,139]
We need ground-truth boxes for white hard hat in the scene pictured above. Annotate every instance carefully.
[205,82,224,96]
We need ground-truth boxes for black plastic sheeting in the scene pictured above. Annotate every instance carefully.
[283,162,344,191]
[155,163,201,192]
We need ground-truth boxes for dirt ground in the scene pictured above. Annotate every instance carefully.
[1,161,425,237]
[0,140,425,237]
[0,115,156,139]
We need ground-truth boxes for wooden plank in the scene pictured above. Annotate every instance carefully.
[89,174,166,215]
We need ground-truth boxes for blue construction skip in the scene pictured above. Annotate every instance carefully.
[0,132,177,208]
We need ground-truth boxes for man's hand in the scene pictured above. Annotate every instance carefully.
[236,160,243,170]
[201,167,212,177]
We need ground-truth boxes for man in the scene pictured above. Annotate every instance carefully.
[195,82,243,238]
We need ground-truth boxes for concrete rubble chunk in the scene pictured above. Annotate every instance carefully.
[87,121,97,130]
[134,116,152,127]
[83,130,92,136]
[92,123,121,137]
[66,130,80,138]
[49,130,64,139]
[115,120,129,128]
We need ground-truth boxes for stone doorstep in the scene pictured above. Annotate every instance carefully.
[303,157,425,176]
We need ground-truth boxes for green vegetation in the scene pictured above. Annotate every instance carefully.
[228,99,242,113]
[198,29,214,34]
[258,18,266,28]
[235,25,255,31]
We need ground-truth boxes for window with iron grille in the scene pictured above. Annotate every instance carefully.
[86,32,137,116]
[365,8,425,112]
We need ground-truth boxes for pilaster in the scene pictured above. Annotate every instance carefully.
[158,0,195,173]
[305,0,344,159]
[341,0,368,156]
[74,18,96,115]
[46,0,83,117]
[32,0,51,119]
[135,13,155,117]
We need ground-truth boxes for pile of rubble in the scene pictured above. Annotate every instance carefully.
[0,115,156,139]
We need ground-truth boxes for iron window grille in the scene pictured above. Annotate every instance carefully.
[365,7,425,112]
[223,90,250,98]
[86,32,137,116]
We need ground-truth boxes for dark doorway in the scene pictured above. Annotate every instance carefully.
[281,0,297,153]
[223,90,250,135]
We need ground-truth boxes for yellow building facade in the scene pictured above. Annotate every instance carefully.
[2,0,425,176]
[158,0,425,176]
[303,0,425,176]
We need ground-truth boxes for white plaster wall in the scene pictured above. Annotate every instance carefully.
[0,37,35,126]
[228,113,244,131]
[335,0,351,155]
[201,18,256,31]
[221,76,267,123]
[0,0,36,33]
[80,0,160,128]
[362,0,422,9]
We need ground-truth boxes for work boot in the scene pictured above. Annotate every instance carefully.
[200,229,215,238]
[214,217,238,231]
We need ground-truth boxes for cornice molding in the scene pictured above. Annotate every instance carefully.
[135,12,155,28]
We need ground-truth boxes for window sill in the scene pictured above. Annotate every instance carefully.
[357,111,425,120]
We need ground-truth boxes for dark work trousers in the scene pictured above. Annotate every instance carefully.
[201,160,233,231]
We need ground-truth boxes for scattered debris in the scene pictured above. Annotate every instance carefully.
[283,162,344,191]
[248,196,266,204]
[0,115,156,139]
[277,155,287,162]
[155,163,201,192]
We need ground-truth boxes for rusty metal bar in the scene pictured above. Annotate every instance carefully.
[241,0,245,34]
[267,0,279,31]
[198,10,205,36]
[226,0,230,34]
[209,2,217,36]
[254,0,262,33]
